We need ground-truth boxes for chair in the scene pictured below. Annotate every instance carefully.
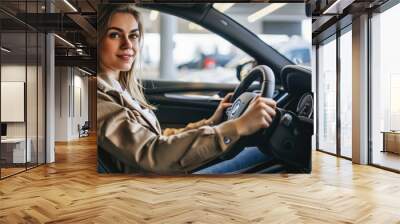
[78,121,90,138]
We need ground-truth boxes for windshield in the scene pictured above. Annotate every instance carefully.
[214,3,311,67]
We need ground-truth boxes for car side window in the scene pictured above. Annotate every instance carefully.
[138,10,251,84]
[221,3,311,67]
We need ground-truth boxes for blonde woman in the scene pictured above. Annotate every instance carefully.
[97,4,277,174]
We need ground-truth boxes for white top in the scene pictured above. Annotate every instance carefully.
[110,78,158,129]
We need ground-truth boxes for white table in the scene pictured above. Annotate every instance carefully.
[1,138,31,163]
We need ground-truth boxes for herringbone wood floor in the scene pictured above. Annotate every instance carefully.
[1,135,400,223]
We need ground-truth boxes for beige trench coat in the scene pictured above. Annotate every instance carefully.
[97,75,240,174]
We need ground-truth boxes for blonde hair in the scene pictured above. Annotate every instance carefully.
[98,4,155,110]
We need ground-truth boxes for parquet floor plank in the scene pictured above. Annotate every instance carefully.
[1,135,400,223]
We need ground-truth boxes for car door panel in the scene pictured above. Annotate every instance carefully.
[142,80,284,128]
[143,80,237,128]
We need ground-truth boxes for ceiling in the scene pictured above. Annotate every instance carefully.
[0,1,308,73]
[310,0,390,44]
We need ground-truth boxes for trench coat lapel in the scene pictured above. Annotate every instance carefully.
[119,91,161,134]
[97,76,161,134]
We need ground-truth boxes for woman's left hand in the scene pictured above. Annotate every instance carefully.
[207,93,233,125]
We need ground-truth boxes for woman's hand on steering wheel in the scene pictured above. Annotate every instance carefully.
[233,96,277,136]
[207,93,233,125]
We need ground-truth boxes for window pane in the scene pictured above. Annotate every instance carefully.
[318,38,337,154]
[222,3,311,67]
[1,30,27,177]
[340,29,352,158]
[371,4,400,171]
[139,11,248,83]
[0,0,46,179]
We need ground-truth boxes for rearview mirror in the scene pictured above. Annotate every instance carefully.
[236,61,256,81]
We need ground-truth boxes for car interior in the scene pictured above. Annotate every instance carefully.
[137,3,314,173]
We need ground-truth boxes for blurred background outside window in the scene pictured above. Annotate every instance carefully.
[138,3,311,83]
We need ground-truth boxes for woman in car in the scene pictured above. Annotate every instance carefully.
[97,4,277,174]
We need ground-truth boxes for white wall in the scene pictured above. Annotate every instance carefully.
[54,67,89,141]
[55,66,69,141]
[72,73,89,138]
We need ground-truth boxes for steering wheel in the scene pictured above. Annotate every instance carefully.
[219,65,279,160]
[226,65,275,120]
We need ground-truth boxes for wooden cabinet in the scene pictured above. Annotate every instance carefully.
[382,132,400,154]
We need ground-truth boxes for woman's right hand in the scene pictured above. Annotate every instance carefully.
[233,96,277,136]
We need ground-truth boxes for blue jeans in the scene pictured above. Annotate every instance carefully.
[194,147,271,174]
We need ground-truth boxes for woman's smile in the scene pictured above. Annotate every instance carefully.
[117,53,134,61]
